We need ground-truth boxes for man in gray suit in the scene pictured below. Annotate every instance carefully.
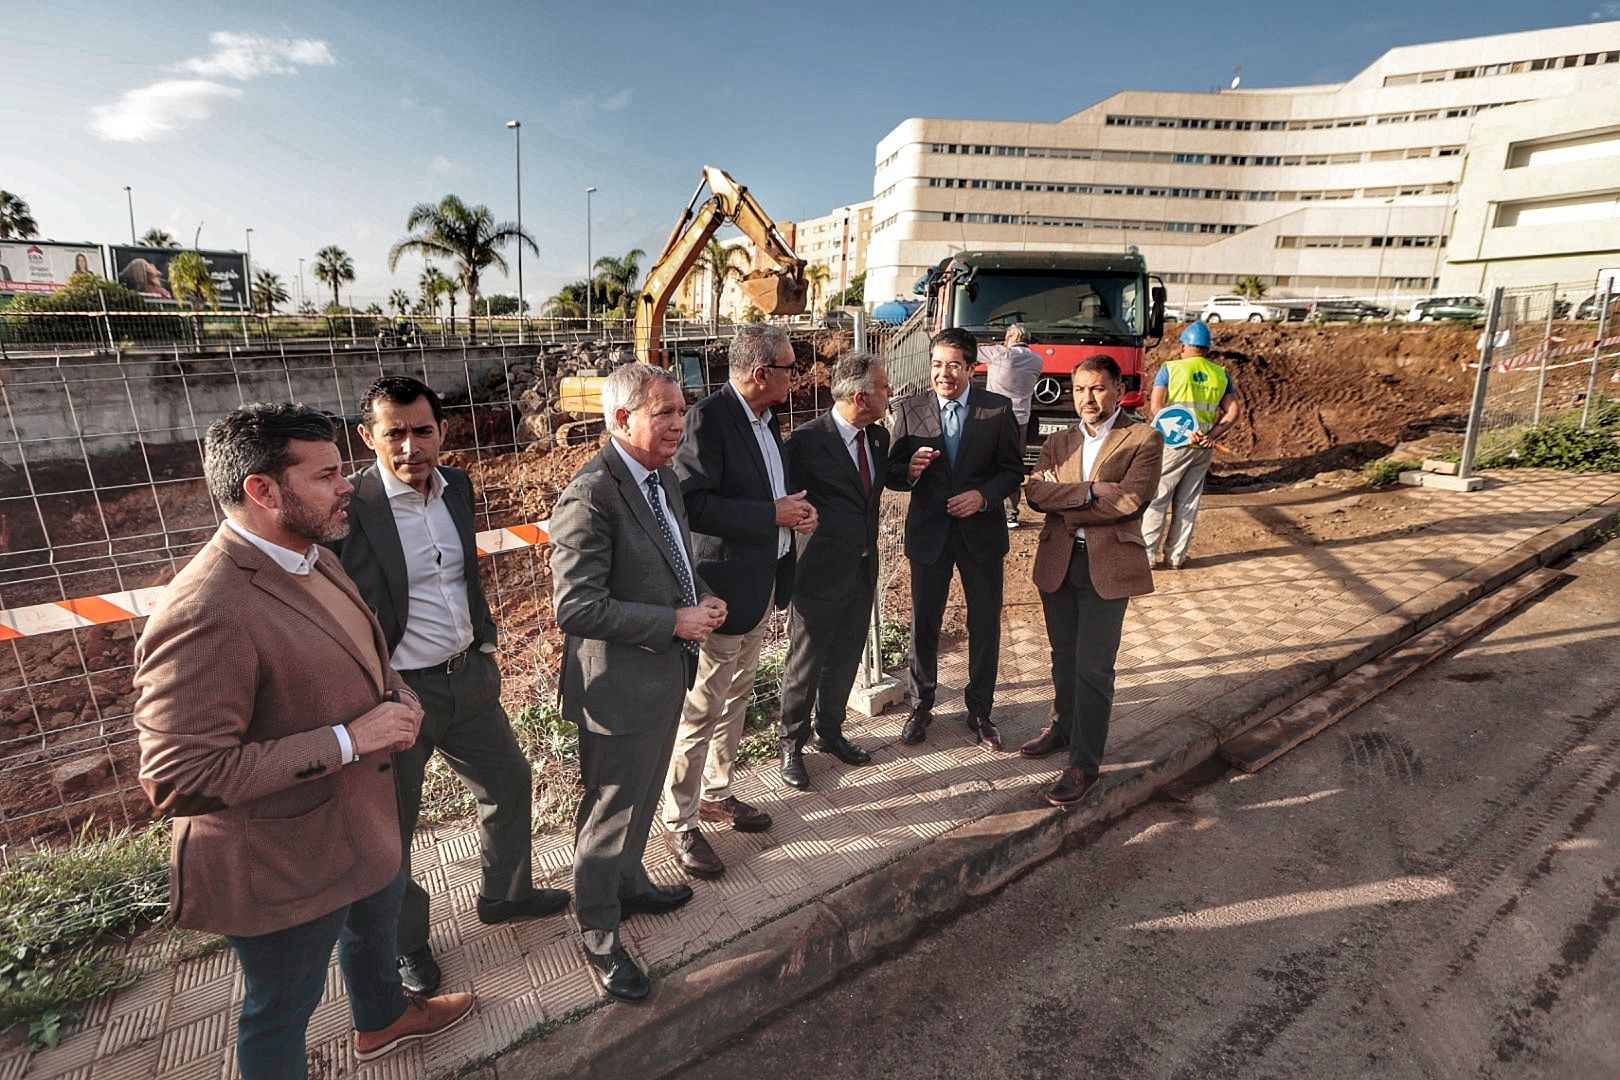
[332,376,568,997]
[549,363,727,1004]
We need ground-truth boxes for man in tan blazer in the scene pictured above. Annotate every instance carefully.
[1020,356,1164,806]
[134,403,472,1078]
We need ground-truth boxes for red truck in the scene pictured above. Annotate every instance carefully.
[914,250,1166,462]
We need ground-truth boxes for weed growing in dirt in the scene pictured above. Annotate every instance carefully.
[0,822,171,1046]
[417,699,584,830]
[1479,419,1620,473]
[1361,458,1419,486]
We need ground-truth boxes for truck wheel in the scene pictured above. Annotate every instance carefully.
[1205,314,1222,323]
[1247,314,1264,322]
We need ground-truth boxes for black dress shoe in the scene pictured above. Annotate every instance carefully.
[900,707,933,745]
[476,888,571,924]
[812,734,872,766]
[780,743,810,790]
[583,945,650,1004]
[619,883,694,917]
[396,945,441,996]
[968,713,1003,752]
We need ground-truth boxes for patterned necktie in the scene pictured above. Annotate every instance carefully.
[855,429,872,495]
[942,400,962,466]
[644,474,699,656]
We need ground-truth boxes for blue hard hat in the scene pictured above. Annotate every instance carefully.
[1179,321,1211,348]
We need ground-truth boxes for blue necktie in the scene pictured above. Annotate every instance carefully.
[942,400,962,467]
[644,474,699,656]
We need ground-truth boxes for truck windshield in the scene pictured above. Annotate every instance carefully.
[954,271,1143,341]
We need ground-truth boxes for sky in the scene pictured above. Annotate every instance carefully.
[3,1,1615,310]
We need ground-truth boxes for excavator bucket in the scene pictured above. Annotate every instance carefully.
[740,268,808,316]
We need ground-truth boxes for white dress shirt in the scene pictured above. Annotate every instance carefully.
[1075,406,1121,543]
[829,404,876,478]
[728,382,791,558]
[376,464,475,670]
[612,439,696,587]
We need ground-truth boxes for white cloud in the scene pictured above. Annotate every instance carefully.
[89,80,244,142]
[600,87,633,111]
[429,154,470,177]
[173,31,335,80]
[1593,3,1620,18]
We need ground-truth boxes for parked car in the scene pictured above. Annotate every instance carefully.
[1405,296,1487,323]
[819,309,856,330]
[1199,294,1285,323]
[1573,292,1620,321]
[1308,298,1392,323]
[1161,303,1201,322]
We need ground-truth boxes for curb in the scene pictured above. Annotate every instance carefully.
[487,492,1620,1080]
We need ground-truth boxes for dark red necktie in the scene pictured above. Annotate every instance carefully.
[855,430,872,495]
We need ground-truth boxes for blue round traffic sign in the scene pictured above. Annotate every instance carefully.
[1153,405,1199,447]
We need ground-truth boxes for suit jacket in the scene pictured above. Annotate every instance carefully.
[672,385,794,634]
[132,524,408,937]
[783,409,889,600]
[1024,413,1164,600]
[884,386,1025,564]
[548,443,712,736]
[329,463,497,656]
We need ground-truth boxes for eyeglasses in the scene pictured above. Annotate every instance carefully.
[760,364,796,372]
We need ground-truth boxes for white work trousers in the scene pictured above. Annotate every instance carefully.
[1140,443,1214,565]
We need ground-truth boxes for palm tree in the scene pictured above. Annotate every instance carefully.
[592,248,646,315]
[695,238,751,331]
[417,266,452,317]
[543,281,590,319]
[1233,274,1268,300]
[252,269,289,314]
[313,245,355,310]
[388,288,412,316]
[167,250,218,345]
[0,191,39,239]
[388,194,537,338]
[805,264,831,314]
[139,228,179,248]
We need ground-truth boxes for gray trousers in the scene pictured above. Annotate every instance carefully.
[395,650,534,956]
[575,710,683,957]
[1039,544,1129,775]
[1140,443,1214,565]
[779,573,876,748]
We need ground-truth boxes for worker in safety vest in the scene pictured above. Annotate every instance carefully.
[1141,321,1241,569]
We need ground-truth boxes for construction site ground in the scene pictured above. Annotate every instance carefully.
[7,463,1620,1080]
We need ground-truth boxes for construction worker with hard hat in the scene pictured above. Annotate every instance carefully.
[1141,320,1242,569]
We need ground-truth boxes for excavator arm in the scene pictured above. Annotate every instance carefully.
[633,165,807,365]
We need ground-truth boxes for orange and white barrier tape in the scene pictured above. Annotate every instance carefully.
[0,518,554,641]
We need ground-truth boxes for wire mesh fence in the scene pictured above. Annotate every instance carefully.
[0,326,876,851]
[1460,282,1620,474]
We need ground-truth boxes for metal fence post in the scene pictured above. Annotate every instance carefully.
[1579,285,1613,429]
[1531,282,1557,426]
[1458,285,1505,480]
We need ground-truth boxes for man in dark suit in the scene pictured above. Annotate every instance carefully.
[134,403,471,1078]
[662,325,814,876]
[549,363,727,1004]
[886,327,1025,751]
[777,352,892,790]
[1021,355,1164,805]
[331,376,568,997]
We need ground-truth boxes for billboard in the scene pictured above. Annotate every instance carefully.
[0,240,105,295]
[108,246,249,309]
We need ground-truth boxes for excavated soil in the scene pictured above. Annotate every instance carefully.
[0,324,1490,844]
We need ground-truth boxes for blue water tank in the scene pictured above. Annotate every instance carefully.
[872,299,921,324]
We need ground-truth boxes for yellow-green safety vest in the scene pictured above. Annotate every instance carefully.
[1161,355,1229,433]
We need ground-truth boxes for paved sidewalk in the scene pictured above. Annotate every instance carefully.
[8,469,1620,1080]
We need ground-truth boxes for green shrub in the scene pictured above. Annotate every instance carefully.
[1479,423,1620,472]
[1361,458,1419,486]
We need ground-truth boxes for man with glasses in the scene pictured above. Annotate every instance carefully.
[661,324,815,876]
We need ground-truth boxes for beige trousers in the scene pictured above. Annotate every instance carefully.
[660,594,773,832]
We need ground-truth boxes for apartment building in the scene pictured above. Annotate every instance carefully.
[862,22,1620,308]
[785,201,873,311]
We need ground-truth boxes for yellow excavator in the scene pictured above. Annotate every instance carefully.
[556,166,807,427]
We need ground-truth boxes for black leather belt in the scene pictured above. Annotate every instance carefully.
[402,647,472,677]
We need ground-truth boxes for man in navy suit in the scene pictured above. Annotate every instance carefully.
[777,352,893,790]
[886,327,1024,752]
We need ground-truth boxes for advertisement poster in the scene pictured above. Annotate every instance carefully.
[108,246,249,309]
[0,241,105,295]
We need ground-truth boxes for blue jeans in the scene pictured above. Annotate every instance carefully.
[225,872,409,1080]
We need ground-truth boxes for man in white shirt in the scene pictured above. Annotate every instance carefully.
[978,323,1045,527]
[332,377,567,997]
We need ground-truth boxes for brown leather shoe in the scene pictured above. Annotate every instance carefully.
[1045,767,1098,806]
[900,707,933,745]
[665,828,724,879]
[355,992,474,1061]
[699,796,772,833]
[967,712,1003,751]
[1018,726,1070,759]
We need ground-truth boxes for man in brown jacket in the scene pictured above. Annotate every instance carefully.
[133,403,473,1079]
[1020,356,1164,806]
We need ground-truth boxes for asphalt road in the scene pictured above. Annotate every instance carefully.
[674,538,1620,1080]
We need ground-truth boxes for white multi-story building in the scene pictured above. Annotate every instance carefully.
[785,201,873,310]
[864,22,1620,308]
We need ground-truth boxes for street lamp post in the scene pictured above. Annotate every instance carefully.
[506,120,524,344]
[244,227,254,313]
[585,186,598,331]
[1372,198,1396,305]
[123,186,135,244]
[297,258,305,312]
